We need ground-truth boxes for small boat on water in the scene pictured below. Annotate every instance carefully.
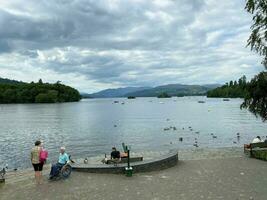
[113,101,119,103]
[223,98,230,101]
[198,101,205,103]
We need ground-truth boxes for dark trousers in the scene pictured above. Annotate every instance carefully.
[50,163,64,177]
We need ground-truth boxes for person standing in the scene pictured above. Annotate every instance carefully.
[30,140,43,184]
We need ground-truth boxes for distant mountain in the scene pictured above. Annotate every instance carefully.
[88,87,151,98]
[125,84,221,97]
[0,77,24,84]
[88,84,221,98]
[80,92,93,98]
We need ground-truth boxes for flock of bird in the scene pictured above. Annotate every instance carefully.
[163,120,241,148]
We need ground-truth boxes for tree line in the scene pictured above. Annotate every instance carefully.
[0,79,81,103]
[207,72,267,121]
[207,75,247,98]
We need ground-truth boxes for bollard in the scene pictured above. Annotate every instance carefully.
[125,167,133,177]
[125,147,133,177]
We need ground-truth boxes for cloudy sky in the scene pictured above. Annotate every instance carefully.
[0,0,264,93]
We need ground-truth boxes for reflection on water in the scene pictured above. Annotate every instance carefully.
[0,97,267,169]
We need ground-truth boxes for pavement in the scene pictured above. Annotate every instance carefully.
[1,149,267,200]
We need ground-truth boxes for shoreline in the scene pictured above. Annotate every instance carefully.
[1,153,267,200]
[3,147,244,184]
[2,146,267,200]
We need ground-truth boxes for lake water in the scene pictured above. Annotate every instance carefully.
[0,97,267,169]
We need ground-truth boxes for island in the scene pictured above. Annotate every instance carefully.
[0,78,81,103]
[157,92,171,98]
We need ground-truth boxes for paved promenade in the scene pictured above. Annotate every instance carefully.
[1,149,267,200]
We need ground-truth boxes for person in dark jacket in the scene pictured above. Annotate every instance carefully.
[111,147,120,160]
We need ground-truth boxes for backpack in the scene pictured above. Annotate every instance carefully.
[39,149,48,163]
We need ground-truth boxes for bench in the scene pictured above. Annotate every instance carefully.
[0,168,6,183]
[244,142,267,157]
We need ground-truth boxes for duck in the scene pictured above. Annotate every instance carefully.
[193,143,199,147]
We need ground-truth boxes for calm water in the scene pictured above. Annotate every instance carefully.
[0,97,267,169]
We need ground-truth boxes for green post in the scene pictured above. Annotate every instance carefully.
[125,147,133,177]
[125,166,133,177]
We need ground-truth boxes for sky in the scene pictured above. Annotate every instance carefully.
[0,0,265,93]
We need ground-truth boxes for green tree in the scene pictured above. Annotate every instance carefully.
[234,80,238,86]
[35,90,58,103]
[207,76,248,98]
[245,0,267,68]
[157,92,171,98]
[242,0,267,121]
[0,80,81,104]
[241,72,267,121]
[2,88,17,103]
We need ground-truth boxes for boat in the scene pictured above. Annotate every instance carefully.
[223,98,230,101]
[198,101,205,103]
[127,96,136,99]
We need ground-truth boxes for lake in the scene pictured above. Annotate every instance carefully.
[0,96,266,169]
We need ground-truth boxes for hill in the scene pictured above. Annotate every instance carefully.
[88,84,221,98]
[0,77,24,84]
[88,87,151,98]
[125,84,221,97]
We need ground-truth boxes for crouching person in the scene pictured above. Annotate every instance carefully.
[49,147,70,179]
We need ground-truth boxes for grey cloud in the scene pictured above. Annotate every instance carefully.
[0,0,263,92]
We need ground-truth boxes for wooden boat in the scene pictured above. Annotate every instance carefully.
[223,98,230,101]
[198,101,205,103]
